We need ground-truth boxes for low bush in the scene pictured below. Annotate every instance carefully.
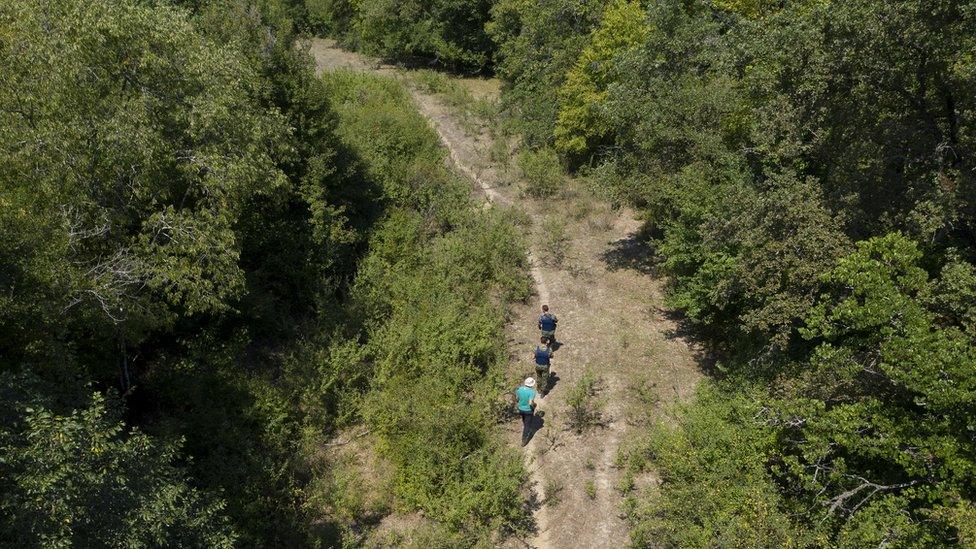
[565,368,603,434]
[623,384,806,547]
[540,218,571,267]
[323,68,533,541]
[518,147,564,198]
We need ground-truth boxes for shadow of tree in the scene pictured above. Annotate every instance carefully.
[600,222,724,379]
[659,308,723,378]
[507,480,545,544]
[600,224,658,276]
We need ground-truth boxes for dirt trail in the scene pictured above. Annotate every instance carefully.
[310,39,703,549]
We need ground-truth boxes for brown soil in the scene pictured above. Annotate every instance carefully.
[309,39,705,549]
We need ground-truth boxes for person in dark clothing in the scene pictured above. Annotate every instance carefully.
[539,304,558,345]
[533,337,553,394]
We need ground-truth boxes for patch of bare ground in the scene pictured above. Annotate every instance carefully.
[309,39,705,548]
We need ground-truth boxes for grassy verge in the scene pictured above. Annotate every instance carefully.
[316,69,534,544]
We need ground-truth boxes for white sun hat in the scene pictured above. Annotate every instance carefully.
[524,377,536,387]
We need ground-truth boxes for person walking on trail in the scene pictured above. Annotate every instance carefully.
[539,304,558,345]
[515,378,538,446]
[534,338,553,394]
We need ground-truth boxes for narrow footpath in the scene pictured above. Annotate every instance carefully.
[310,39,704,549]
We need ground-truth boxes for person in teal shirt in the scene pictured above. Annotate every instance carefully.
[515,378,537,446]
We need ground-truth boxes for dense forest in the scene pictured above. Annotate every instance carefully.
[2,0,528,545]
[3,0,975,546]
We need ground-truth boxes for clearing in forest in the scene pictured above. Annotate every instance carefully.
[310,39,704,549]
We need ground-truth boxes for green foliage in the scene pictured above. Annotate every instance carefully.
[543,478,565,507]
[0,375,234,547]
[495,0,976,350]
[143,344,316,546]
[624,384,806,547]
[488,0,607,145]
[554,0,648,160]
[927,253,976,337]
[309,0,496,71]
[9,0,975,543]
[711,0,782,18]
[565,368,602,433]
[776,234,976,542]
[323,70,451,206]
[2,0,530,544]
[518,147,564,197]
[659,173,851,353]
[490,0,976,542]
[305,0,356,36]
[584,479,597,499]
[2,0,366,544]
[407,70,496,126]
[1,0,283,357]
[0,7,532,536]
[324,69,532,541]
[411,69,464,96]
[540,218,571,267]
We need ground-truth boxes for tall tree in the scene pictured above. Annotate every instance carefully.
[0,375,235,547]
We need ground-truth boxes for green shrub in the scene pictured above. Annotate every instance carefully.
[544,478,565,507]
[305,0,356,36]
[488,0,606,146]
[624,384,807,547]
[565,368,603,433]
[584,480,597,499]
[353,207,530,537]
[518,147,564,197]
[325,69,532,541]
[410,69,460,96]
[312,0,496,71]
[540,217,571,267]
[408,70,495,126]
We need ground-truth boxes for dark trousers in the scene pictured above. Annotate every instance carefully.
[520,410,534,445]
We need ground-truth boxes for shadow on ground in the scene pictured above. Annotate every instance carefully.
[541,371,560,396]
[510,477,546,545]
[660,309,721,377]
[601,225,658,276]
[524,410,545,445]
[601,223,722,379]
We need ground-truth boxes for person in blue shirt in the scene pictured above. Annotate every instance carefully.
[515,377,537,446]
[538,304,558,345]
[533,337,553,394]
